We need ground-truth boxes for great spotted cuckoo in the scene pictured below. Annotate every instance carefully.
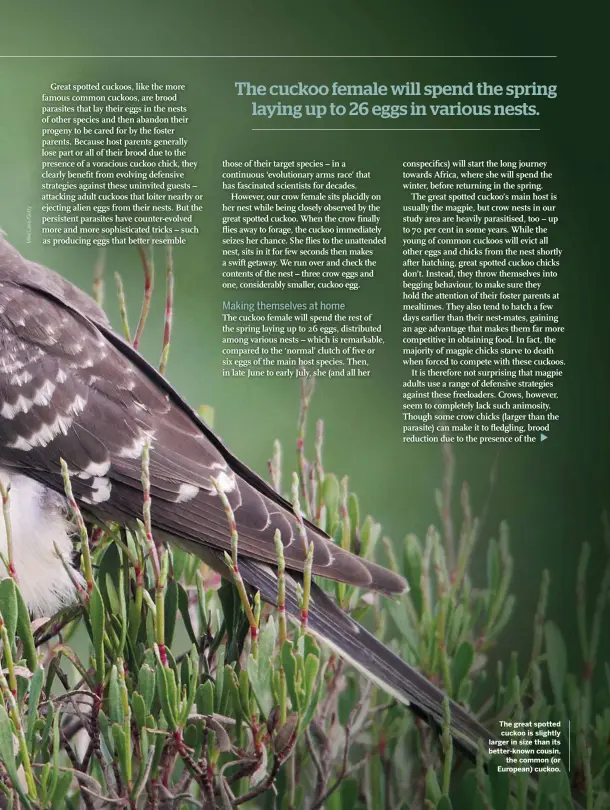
[0,235,491,758]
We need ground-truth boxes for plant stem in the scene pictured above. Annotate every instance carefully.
[0,479,17,581]
[60,459,94,594]
[114,271,132,342]
[133,245,155,350]
[159,244,174,375]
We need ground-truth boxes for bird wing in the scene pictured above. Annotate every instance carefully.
[0,251,405,594]
[1,241,517,777]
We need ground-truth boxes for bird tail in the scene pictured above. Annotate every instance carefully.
[236,556,493,760]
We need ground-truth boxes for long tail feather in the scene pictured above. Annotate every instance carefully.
[236,555,492,760]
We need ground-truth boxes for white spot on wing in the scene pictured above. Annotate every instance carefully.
[9,370,33,385]
[68,394,87,416]
[85,459,111,476]
[1,358,26,374]
[65,341,84,355]
[118,429,155,459]
[33,380,56,406]
[211,470,236,495]
[82,477,112,504]
[7,414,73,450]
[1,395,34,418]
[176,482,199,503]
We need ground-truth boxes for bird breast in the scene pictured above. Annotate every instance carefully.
[0,468,79,617]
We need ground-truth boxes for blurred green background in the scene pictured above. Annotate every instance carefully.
[0,1,607,673]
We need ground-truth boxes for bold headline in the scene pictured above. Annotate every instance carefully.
[234,81,558,120]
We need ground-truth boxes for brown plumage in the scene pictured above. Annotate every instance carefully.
[0,237,405,595]
[0,236,498,762]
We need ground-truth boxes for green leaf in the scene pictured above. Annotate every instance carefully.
[507,652,519,703]
[218,664,233,716]
[132,692,147,729]
[0,577,18,645]
[15,585,37,671]
[227,666,247,723]
[164,579,179,649]
[300,661,327,731]
[536,760,571,809]
[387,599,419,656]
[459,770,488,810]
[436,797,453,810]
[181,646,199,727]
[347,493,360,547]
[247,616,277,717]
[49,771,73,809]
[90,582,106,682]
[218,581,249,663]
[544,621,567,705]
[112,723,131,784]
[281,640,299,713]
[488,594,516,640]
[425,769,442,804]
[359,515,381,561]
[108,665,123,724]
[131,742,157,800]
[114,556,128,657]
[49,708,62,798]
[151,722,166,778]
[303,653,320,706]
[239,667,252,717]
[323,474,340,533]
[486,537,502,609]
[39,701,54,753]
[302,633,320,663]
[260,615,277,662]
[0,704,28,803]
[138,664,156,714]
[457,678,472,706]
[196,680,215,717]
[27,665,45,748]
[446,602,466,654]
[184,721,201,751]
[40,761,52,803]
[488,755,510,810]
[214,646,225,712]
[156,660,177,730]
[327,779,359,810]
[403,534,423,616]
[451,641,475,698]
[172,547,189,581]
[593,792,610,810]
[98,542,121,612]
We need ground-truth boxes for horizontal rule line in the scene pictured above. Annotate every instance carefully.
[0,55,558,59]
[252,127,542,131]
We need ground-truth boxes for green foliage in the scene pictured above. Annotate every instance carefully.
[0,408,607,809]
[0,273,608,808]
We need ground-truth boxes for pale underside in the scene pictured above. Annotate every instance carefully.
[0,468,80,616]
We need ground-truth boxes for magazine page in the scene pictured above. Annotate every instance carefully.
[0,2,606,808]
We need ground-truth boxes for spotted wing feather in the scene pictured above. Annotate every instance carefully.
[0,241,405,593]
